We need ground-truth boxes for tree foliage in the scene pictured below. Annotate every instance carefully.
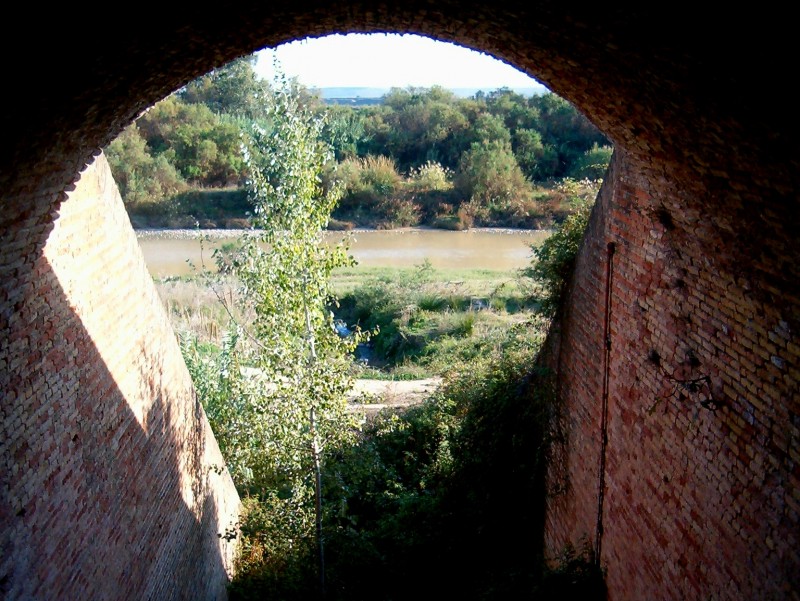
[568,143,613,180]
[137,95,246,186]
[181,54,269,120]
[183,71,369,594]
[456,140,535,226]
[104,123,186,205]
[105,51,611,229]
[522,179,598,316]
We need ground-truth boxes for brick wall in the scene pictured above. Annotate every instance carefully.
[0,153,240,600]
[544,151,799,600]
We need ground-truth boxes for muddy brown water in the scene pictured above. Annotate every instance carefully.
[136,228,550,278]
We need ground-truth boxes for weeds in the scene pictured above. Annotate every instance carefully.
[226,317,577,601]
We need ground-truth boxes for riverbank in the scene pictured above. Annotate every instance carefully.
[134,225,552,240]
[137,227,550,277]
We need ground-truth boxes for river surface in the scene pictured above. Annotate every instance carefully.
[136,228,550,278]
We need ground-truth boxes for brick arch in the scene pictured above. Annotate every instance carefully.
[2,4,798,601]
[5,5,797,216]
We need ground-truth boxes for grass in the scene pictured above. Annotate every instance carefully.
[331,262,538,378]
[330,264,528,297]
[155,262,540,379]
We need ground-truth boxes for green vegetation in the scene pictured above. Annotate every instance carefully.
[334,260,535,379]
[150,54,605,600]
[163,262,539,379]
[227,320,605,600]
[521,182,595,316]
[168,203,600,599]
[183,72,366,595]
[105,53,610,230]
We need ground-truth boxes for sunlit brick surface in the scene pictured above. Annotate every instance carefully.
[1,156,239,600]
[545,152,798,600]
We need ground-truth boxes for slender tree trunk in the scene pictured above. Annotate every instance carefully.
[303,279,326,598]
[310,405,325,598]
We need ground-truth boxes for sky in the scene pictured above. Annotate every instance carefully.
[255,33,548,91]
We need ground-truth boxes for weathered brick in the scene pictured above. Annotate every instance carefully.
[2,156,240,601]
[545,154,798,601]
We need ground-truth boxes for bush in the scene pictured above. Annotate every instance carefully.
[358,155,402,197]
[431,214,469,230]
[568,143,613,181]
[320,320,554,600]
[331,155,422,228]
[105,124,187,205]
[522,194,594,316]
[327,217,356,231]
[225,315,601,601]
[407,161,453,193]
[455,140,536,226]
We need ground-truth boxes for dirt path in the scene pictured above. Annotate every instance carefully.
[241,367,441,416]
[348,377,442,415]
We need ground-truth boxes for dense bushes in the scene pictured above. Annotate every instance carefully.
[229,319,573,601]
[456,140,539,227]
[329,155,421,228]
[222,302,607,600]
[104,124,187,206]
[104,54,610,230]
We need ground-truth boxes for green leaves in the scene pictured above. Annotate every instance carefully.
[522,186,595,316]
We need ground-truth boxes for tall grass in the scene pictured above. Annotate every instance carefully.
[155,263,535,379]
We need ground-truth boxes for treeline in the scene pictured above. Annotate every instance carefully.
[105,54,611,229]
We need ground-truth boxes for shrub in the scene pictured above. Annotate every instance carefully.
[105,124,187,205]
[568,143,613,181]
[455,140,535,226]
[331,155,421,228]
[452,312,475,337]
[358,155,402,197]
[374,196,421,228]
[522,195,594,317]
[327,218,356,231]
[407,160,454,193]
[431,214,468,230]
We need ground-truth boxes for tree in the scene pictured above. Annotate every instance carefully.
[512,128,545,178]
[185,71,365,597]
[104,123,186,205]
[531,93,609,179]
[456,140,535,225]
[568,143,613,180]
[320,104,366,161]
[136,95,246,186]
[180,54,269,120]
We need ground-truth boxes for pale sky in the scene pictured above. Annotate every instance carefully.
[255,33,548,91]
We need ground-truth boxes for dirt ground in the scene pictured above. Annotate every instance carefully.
[348,377,442,416]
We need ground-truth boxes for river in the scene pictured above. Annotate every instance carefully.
[136,227,550,278]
